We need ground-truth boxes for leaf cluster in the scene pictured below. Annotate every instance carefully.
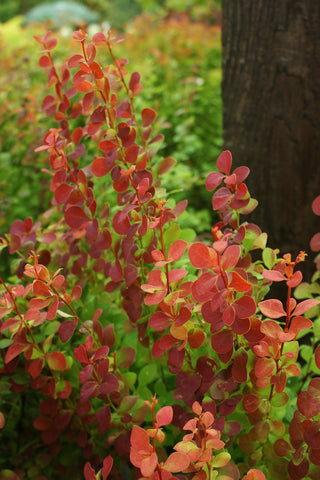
[0,28,320,480]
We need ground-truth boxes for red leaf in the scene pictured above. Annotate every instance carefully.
[232,348,248,382]
[5,342,28,363]
[33,280,51,297]
[99,373,119,394]
[130,426,152,468]
[216,150,232,175]
[68,54,83,67]
[273,370,287,393]
[156,406,173,427]
[315,345,320,369]
[234,295,256,318]
[99,140,118,153]
[286,270,302,288]
[188,329,205,349]
[71,127,83,145]
[141,108,156,127]
[74,345,89,364]
[75,81,95,92]
[90,61,104,79]
[263,270,286,282]
[92,32,107,43]
[84,462,96,480]
[310,232,320,252]
[243,394,261,413]
[92,346,109,361]
[243,469,267,480]
[163,452,190,472]
[91,157,113,177]
[141,270,166,305]
[113,210,130,235]
[189,242,218,269]
[39,55,51,67]
[168,268,187,285]
[152,335,177,358]
[149,311,170,331]
[205,171,224,191]
[233,165,250,183]
[58,320,77,343]
[46,352,67,371]
[168,239,188,262]
[129,72,143,96]
[221,245,241,270]
[294,299,319,316]
[158,157,176,175]
[72,284,82,300]
[33,416,52,431]
[312,195,320,215]
[54,184,73,204]
[289,316,313,336]
[255,357,275,377]
[258,299,286,319]
[102,456,113,480]
[229,271,251,292]
[212,187,231,210]
[223,305,235,326]
[96,406,111,434]
[260,319,283,339]
[141,452,157,477]
[211,329,233,354]
[26,358,44,379]
[0,412,5,429]
[235,183,248,200]
[41,95,56,111]
[65,206,90,229]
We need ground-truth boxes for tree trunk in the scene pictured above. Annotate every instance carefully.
[222,0,320,280]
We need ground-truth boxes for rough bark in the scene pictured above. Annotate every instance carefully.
[222,0,320,279]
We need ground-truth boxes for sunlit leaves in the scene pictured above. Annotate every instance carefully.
[2,22,320,480]
[156,406,173,427]
[258,299,286,319]
[46,351,67,371]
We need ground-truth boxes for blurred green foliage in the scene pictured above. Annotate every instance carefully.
[135,0,221,23]
[0,0,55,22]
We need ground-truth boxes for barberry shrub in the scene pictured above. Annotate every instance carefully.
[0,29,320,480]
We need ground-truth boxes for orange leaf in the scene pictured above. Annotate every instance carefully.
[75,81,95,92]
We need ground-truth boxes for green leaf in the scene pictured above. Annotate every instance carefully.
[180,228,196,243]
[310,357,320,375]
[0,338,13,349]
[243,228,256,253]
[122,371,137,388]
[44,320,60,335]
[211,452,231,468]
[138,363,158,386]
[271,392,289,407]
[262,247,277,269]
[154,378,167,397]
[163,223,181,245]
[313,318,320,340]
[300,345,313,363]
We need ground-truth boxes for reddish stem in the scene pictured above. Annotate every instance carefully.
[0,278,23,320]
[159,209,170,294]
